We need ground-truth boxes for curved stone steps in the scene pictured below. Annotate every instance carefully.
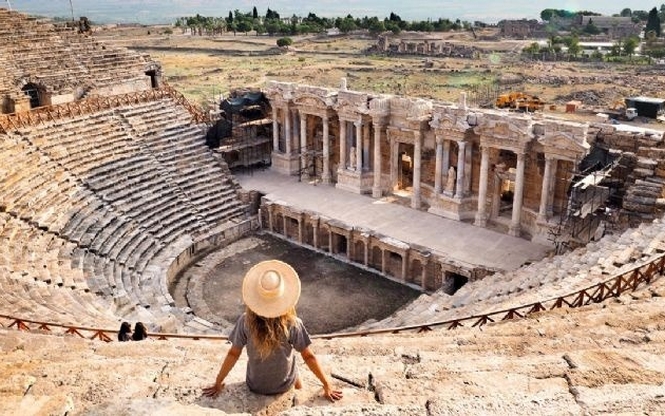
[2,278,665,415]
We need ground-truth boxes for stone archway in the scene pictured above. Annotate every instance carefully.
[21,83,43,108]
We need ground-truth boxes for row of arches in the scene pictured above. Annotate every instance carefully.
[260,200,480,294]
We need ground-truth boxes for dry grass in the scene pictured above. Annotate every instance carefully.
[94,27,665,127]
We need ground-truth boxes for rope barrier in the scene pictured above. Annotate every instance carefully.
[0,84,209,133]
[1,252,663,342]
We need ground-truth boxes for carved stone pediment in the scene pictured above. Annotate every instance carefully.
[474,116,533,151]
[389,97,432,121]
[265,80,295,100]
[369,97,390,117]
[336,91,370,116]
[538,131,590,161]
[430,111,470,134]
[293,93,334,111]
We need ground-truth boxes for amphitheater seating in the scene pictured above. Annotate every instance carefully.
[0,8,153,102]
[0,96,249,330]
[3,277,665,415]
[364,219,665,330]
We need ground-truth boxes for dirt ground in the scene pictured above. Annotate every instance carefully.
[173,234,420,334]
[95,25,665,129]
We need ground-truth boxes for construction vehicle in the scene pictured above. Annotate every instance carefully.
[604,99,637,121]
[495,92,545,112]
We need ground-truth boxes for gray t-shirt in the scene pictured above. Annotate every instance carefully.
[229,313,312,395]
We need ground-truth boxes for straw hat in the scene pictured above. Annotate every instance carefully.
[242,260,301,318]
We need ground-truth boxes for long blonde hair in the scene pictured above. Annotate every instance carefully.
[245,306,297,359]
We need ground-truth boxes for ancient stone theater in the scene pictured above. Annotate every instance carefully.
[3,7,665,415]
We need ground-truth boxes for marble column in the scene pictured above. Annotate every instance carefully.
[464,143,473,193]
[412,131,422,209]
[363,123,370,170]
[509,152,526,237]
[312,219,319,249]
[547,159,558,218]
[284,109,292,154]
[355,121,362,173]
[538,155,554,222]
[372,121,382,198]
[328,229,333,254]
[434,135,443,194]
[300,114,307,179]
[454,141,466,199]
[390,137,398,189]
[322,116,330,184]
[339,120,347,170]
[492,171,502,219]
[272,110,279,151]
[474,146,490,227]
[442,140,451,173]
[401,252,408,280]
[297,215,303,244]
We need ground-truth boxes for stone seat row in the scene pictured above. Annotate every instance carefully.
[0,98,249,330]
[0,211,180,326]
[366,218,665,330]
[0,216,120,327]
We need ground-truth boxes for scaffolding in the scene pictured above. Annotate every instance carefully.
[207,90,272,172]
[548,150,624,254]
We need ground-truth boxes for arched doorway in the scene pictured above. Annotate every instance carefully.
[21,83,42,108]
[396,143,414,194]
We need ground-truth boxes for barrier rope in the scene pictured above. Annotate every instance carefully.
[1,252,663,342]
[0,84,209,134]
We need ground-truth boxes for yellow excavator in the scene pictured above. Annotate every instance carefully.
[496,92,545,112]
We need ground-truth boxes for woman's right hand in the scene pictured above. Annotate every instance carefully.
[202,382,225,398]
[323,385,343,402]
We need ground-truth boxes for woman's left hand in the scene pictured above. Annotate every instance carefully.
[202,382,225,398]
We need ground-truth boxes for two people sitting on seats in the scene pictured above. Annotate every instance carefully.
[117,321,148,341]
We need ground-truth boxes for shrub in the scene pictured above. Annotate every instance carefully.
[276,37,293,47]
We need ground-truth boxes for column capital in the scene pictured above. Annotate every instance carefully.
[435,134,444,145]
[544,153,557,162]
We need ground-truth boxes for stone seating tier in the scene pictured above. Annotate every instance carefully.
[364,218,665,330]
[0,8,154,97]
[3,279,665,415]
[0,96,248,329]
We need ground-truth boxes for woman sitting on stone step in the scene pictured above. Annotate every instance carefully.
[203,260,343,402]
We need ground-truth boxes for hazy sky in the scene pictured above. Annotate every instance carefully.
[5,0,662,24]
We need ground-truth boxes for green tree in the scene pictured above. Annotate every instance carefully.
[646,7,661,37]
[236,19,252,35]
[523,42,540,55]
[623,36,640,57]
[276,37,292,47]
[620,8,632,17]
[567,37,581,57]
[368,17,385,36]
[583,19,601,35]
[337,16,356,34]
[252,6,258,19]
[265,19,282,36]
